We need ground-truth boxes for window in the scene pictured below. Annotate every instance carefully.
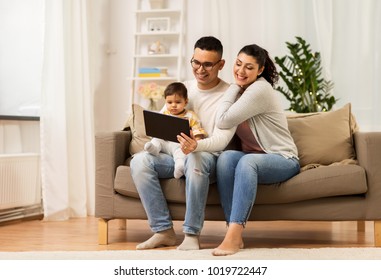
[0,0,44,118]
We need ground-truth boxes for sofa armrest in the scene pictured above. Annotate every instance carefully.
[95,130,132,218]
[354,131,381,217]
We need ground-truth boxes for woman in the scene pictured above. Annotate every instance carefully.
[213,44,300,256]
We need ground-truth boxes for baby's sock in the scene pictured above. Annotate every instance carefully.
[173,159,184,179]
[136,228,176,250]
[144,142,160,156]
[177,234,200,250]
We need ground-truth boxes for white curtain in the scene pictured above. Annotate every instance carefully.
[312,0,333,79]
[41,0,95,220]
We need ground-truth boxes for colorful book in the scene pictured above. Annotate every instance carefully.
[138,67,162,73]
[138,73,168,77]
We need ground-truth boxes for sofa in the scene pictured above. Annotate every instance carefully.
[95,103,381,246]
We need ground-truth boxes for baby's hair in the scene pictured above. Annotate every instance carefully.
[164,82,188,99]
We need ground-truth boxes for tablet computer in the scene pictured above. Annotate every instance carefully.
[143,110,191,143]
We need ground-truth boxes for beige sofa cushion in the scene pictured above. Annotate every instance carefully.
[287,103,356,167]
[114,164,367,205]
[126,104,151,155]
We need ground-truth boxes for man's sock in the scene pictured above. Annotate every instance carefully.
[177,234,200,250]
[144,142,160,156]
[136,228,176,250]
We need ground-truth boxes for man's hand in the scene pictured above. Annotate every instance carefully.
[177,131,197,155]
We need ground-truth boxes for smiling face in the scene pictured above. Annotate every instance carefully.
[191,48,225,90]
[233,52,264,89]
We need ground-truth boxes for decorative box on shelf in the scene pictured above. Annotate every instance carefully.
[146,17,170,32]
[149,0,166,9]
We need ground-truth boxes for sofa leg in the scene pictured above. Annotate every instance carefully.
[357,221,366,232]
[118,219,127,230]
[98,218,109,245]
[375,220,381,247]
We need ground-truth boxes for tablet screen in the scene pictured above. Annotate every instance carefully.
[143,110,191,143]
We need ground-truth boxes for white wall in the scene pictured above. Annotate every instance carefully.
[93,0,135,133]
[91,0,112,133]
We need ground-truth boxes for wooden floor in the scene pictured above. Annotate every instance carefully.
[0,216,375,252]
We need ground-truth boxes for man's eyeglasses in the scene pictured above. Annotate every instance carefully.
[190,58,221,71]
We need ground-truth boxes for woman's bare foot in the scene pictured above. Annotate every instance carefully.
[212,240,244,256]
[212,223,244,256]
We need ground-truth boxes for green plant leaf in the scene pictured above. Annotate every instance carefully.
[275,36,337,112]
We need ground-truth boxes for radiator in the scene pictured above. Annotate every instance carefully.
[0,153,42,222]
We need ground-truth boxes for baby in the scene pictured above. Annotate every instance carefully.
[144,82,207,178]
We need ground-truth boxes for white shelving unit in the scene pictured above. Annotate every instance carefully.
[129,0,186,107]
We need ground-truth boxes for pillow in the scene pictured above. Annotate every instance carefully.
[287,103,356,167]
[126,104,151,155]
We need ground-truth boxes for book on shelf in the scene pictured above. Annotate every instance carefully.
[138,73,168,77]
[138,67,168,77]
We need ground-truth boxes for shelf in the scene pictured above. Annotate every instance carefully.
[134,54,178,58]
[129,0,185,106]
[136,9,181,14]
[127,76,178,81]
[135,32,180,36]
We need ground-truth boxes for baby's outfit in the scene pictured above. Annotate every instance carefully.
[144,109,207,178]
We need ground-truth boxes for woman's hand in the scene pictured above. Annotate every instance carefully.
[177,131,197,155]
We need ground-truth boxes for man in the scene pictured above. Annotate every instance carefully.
[130,36,236,250]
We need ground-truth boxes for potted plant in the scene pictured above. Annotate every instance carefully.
[275,36,337,113]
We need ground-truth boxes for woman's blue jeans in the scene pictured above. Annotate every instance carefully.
[130,151,217,235]
[216,150,300,224]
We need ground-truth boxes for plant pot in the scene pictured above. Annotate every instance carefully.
[149,0,165,9]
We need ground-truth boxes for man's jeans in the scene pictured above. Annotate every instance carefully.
[130,151,217,235]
